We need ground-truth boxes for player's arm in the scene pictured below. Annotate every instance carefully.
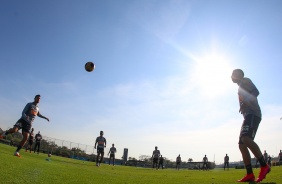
[104,138,106,148]
[37,111,49,121]
[94,138,97,149]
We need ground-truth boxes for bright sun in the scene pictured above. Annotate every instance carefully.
[190,51,234,98]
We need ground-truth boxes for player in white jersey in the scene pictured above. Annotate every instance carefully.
[0,95,49,157]
[94,131,106,166]
[231,69,270,182]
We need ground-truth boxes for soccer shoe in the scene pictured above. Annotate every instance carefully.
[256,165,270,182]
[237,173,255,182]
[14,152,21,157]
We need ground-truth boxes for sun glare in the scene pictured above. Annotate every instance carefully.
[190,51,233,98]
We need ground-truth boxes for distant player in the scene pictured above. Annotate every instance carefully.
[202,155,208,171]
[263,150,268,164]
[278,150,282,166]
[231,69,270,182]
[34,131,42,154]
[176,154,181,170]
[25,128,34,153]
[108,143,117,166]
[267,156,272,168]
[158,155,164,169]
[152,146,160,169]
[94,131,106,167]
[224,154,229,171]
[0,95,49,157]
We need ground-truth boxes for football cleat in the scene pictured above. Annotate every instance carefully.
[237,173,255,182]
[256,165,270,182]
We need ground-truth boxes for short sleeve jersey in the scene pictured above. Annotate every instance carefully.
[224,156,229,162]
[35,134,42,142]
[21,102,40,124]
[96,136,106,148]
[110,147,116,154]
[29,132,35,141]
[238,78,261,118]
[176,156,181,162]
[153,150,160,158]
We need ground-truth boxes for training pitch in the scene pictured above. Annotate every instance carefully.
[0,144,281,184]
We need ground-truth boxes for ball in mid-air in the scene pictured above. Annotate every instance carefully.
[85,62,95,72]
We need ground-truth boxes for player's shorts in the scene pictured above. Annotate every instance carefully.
[153,158,158,163]
[110,154,115,159]
[28,140,34,145]
[97,147,104,154]
[13,118,32,133]
[239,114,261,144]
[176,161,181,165]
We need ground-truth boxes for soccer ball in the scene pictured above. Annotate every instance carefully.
[48,153,52,157]
[85,62,95,72]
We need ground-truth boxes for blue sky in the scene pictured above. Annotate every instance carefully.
[1,0,282,164]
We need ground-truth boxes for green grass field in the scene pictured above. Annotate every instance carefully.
[0,144,281,184]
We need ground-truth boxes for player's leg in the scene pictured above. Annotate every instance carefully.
[113,155,115,166]
[14,130,29,156]
[34,143,38,153]
[0,124,20,139]
[96,152,100,166]
[37,142,41,154]
[100,152,104,164]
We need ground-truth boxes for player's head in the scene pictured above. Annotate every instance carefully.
[38,131,40,134]
[100,131,104,136]
[231,69,244,83]
[31,128,34,131]
[112,143,114,146]
[155,146,158,150]
[34,94,41,103]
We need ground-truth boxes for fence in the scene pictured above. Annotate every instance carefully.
[39,136,111,161]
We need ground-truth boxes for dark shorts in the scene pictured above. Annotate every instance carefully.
[28,140,34,145]
[14,118,32,133]
[97,147,104,154]
[239,114,261,144]
[153,158,158,163]
[110,154,115,159]
[176,161,180,165]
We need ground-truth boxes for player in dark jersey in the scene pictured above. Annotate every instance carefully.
[34,131,42,154]
[0,95,49,157]
[152,146,160,169]
[202,155,208,171]
[231,69,270,182]
[224,154,229,171]
[94,131,106,167]
[267,156,271,168]
[108,143,117,166]
[278,150,282,166]
[25,128,34,153]
[158,155,164,169]
[176,154,181,170]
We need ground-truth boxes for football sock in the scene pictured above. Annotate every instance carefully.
[258,156,267,167]
[16,145,22,152]
[246,164,253,174]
